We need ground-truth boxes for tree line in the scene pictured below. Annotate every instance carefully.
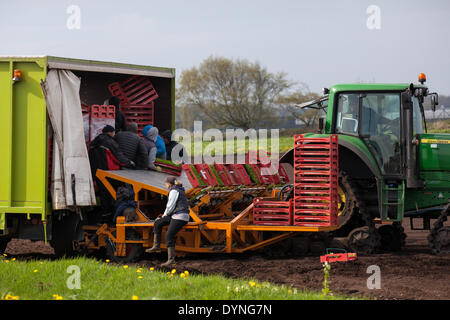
[175,56,450,131]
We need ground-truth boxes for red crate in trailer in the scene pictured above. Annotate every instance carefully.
[120,103,154,136]
[89,105,116,142]
[108,75,159,105]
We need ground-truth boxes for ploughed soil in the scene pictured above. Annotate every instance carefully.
[4,220,450,300]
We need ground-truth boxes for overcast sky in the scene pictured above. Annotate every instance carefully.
[1,0,449,94]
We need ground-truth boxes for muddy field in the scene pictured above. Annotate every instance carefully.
[4,220,450,300]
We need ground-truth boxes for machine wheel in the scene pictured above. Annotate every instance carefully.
[431,227,450,254]
[347,227,377,255]
[50,212,81,258]
[0,237,11,254]
[291,237,310,256]
[105,230,143,263]
[378,223,406,252]
[331,171,363,238]
[428,202,449,254]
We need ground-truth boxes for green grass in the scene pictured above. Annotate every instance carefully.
[189,136,294,157]
[0,256,354,300]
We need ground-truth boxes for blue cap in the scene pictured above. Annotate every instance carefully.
[142,125,153,137]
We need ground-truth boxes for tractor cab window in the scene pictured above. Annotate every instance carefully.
[360,93,401,175]
[336,93,360,135]
[412,97,425,135]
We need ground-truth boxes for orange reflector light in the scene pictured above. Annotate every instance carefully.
[13,69,22,82]
[418,73,426,84]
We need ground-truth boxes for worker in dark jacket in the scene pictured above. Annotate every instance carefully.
[161,129,187,163]
[108,96,127,133]
[145,176,190,266]
[114,123,149,170]
[90,125,134,170]
[89,125,134,222]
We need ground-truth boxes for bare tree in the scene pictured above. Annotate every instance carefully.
[177,56,292,130]
[277,87,321,128]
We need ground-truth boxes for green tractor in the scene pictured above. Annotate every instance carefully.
[281,73,450,254]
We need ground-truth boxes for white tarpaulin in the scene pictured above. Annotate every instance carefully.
[42,69,96,209]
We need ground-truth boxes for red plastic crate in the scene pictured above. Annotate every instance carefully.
[293,134,339,227]
[320,249,357,263]
[214,164,234,186]
[194,164,219,187]
[120,103,154,136]
[108,76,159,105]
[89,105,115,142]
[227,164,253,185]
[253,198,293,226]
[182,164,204,188]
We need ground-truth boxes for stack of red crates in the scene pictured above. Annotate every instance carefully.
[253,198,293,226]
[293,135,339,227]
[108,76,158,136]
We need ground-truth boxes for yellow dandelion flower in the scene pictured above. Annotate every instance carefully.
[138,276,143,279]
[33,269,38,273]
[3,253,7,257]
[5,260,9,263]
[150,267,155,271]
[132,295,139,300]
[184,270,189,276]
[136,270,142,273]
[180,273,186,278]
[105,259,110,263]
[123,265,128,269]
[166,271,170,275]
[171,269,176,274]
[288,289,293,294]
[11,258,16,261]
[53,294,63,300]
[5,294,19,300]
[248,281,256,287]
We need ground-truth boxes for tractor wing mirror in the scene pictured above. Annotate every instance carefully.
[318,118,324,133]
[431,93,439,112]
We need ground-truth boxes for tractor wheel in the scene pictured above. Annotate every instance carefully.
[333,171,358,235]
[347,226,377,255]
[431,227,450,254]
[378,223,406,252]
[105,230,143,263]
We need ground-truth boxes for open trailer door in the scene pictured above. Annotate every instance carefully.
[41,69,96,210]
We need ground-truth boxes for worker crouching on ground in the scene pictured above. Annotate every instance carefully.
[146,176,190,266]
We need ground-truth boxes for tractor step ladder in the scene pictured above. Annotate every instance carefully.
[293,135,339,227]
[380,180,405,222]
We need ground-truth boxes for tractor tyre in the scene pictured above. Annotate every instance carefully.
[378,223,406,252]
[347,226,377,255]
[105,230,143,263]
[332,171,361,237]
[431,227,450,254]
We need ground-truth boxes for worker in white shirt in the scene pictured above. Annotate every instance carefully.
[145,176,190,266]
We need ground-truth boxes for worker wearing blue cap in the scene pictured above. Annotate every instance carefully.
[142,125,166,159]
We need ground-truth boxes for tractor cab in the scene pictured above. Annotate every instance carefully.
[293,74,449,230]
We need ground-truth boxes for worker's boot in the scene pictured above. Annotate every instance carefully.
[161,247,176,267]
[145,234,161,253]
